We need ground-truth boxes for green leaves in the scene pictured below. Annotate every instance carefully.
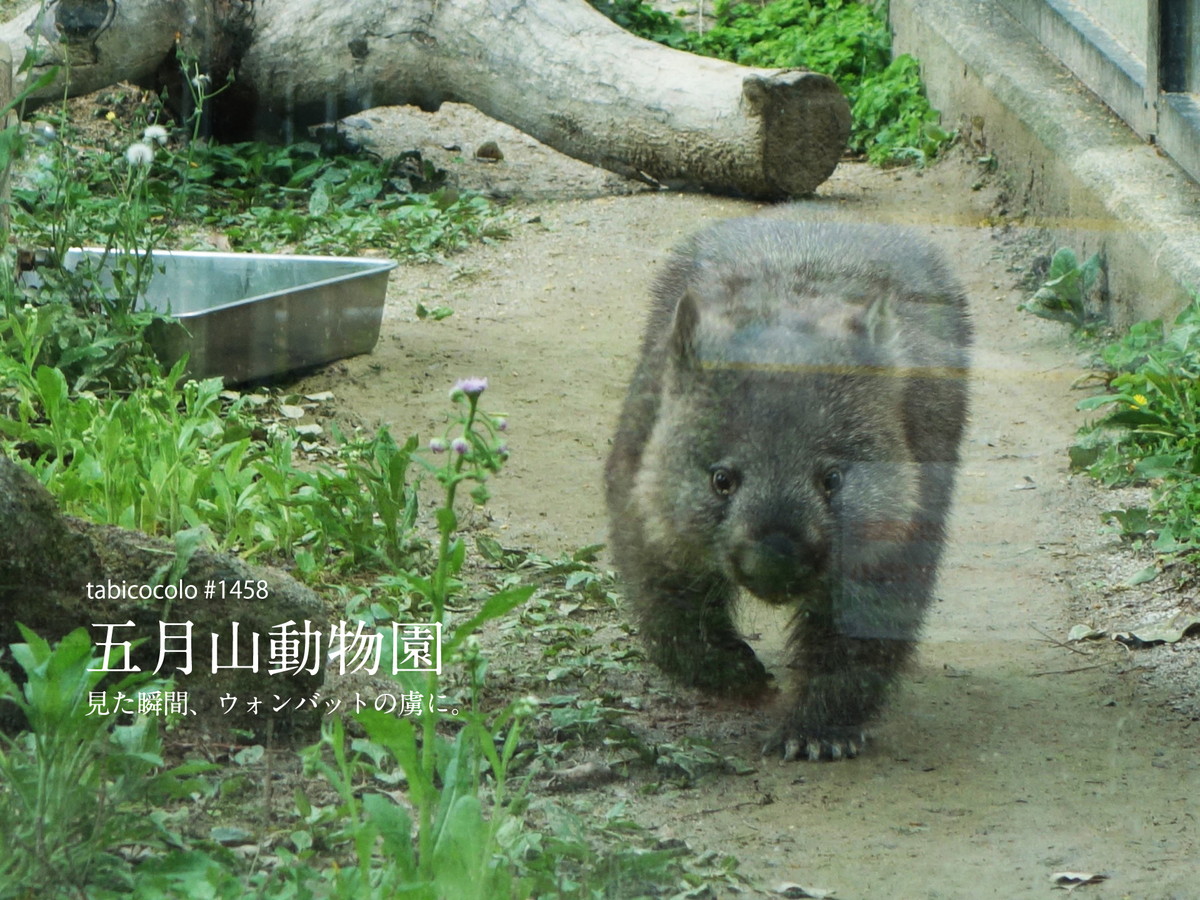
[1075,291,1200,558]
[0,627,178,895]
[2,360,424,573]
[853,54,950,164]
[1022,247,1104,330]
[11,123,502,260]
[181,142,502,256]
[447,585,537,653]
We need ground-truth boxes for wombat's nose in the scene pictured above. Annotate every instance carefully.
[734,532,822,601]
[758,532,796,564]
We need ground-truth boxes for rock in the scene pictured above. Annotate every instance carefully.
[474,140,504,161]
[0,457,324,742]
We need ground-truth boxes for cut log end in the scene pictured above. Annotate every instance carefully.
[743,70,853,199]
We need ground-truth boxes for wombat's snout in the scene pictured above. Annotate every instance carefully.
[732,529,826,601]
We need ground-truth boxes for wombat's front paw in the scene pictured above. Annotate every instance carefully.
[668,637,771,698]
[763,725,866,762]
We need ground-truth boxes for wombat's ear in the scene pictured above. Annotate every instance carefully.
[858,295,899,347]
[669,290,702,367]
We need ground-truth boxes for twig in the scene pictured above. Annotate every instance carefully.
[1029,664,1106,677]
[1028,621,1092,657]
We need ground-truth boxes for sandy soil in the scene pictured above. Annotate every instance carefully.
[295,104,1199,898]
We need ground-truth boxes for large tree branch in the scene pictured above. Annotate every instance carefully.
[2,0,850,198]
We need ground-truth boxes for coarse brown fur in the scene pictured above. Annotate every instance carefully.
[605,218,971,761]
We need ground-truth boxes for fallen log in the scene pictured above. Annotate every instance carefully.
[1,0,851,198]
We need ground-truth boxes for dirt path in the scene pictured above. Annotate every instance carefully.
[296,107,1198,898]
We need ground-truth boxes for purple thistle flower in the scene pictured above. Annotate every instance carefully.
[451,438,470,455]
[495,418,508,432]
[429,438,448,454]
[453,377,488,398]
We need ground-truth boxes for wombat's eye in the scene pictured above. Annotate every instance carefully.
[709,466,740,497]
[822,467,843,495]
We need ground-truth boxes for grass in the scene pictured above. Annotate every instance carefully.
[13,117,506,259]
[1017,243,1200,564]
[0,364,739,896]
[0,626,192,896]
[0,353,424,575]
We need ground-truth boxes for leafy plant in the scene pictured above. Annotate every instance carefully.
[502,790,754,898]
[0,41,760,899]
[588,0,692,46]
[0,627,184,897]
[0,58,172,393]
[7,61,502,390]
[851,53,952,165]
[0,276,163,395]
[0,50,61,249]
[15,121,174,308]
[0,355,424,573]
[1021,246,1104,331]
[296,378,537,898]
[1073,292,1200,557]
[12,130,503,259]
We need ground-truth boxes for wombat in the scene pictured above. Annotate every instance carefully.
[605,218,971,761]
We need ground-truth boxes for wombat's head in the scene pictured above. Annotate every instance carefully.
[629,288,924,604]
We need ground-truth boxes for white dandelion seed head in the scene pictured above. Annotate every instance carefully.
[143,124,169,145]
[125,142,154,166]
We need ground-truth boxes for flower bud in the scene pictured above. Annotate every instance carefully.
[451,377,488,399]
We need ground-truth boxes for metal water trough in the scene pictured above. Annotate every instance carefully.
[60,248,397,384]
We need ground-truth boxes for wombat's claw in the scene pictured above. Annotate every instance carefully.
[765,729,865,762]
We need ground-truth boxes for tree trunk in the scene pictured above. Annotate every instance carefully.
[1,0,851,199]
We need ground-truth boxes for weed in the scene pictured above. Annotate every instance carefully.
[0,49,60,249]
[294,378,536,898]
[0,41,754,898]
[0,356,424,572]
[1021,246,1104,331]
[1,52,171,393]
[1074,292,1200,558]
[514,797,753,898]
[588,0,693,47]
[7,58,501,399]
[0,627,190,897]
[13,129,503,259]
[1,263,168,393]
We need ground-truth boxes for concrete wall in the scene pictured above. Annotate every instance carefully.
[1079,0,1148,59]
[892,0,1200,327]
